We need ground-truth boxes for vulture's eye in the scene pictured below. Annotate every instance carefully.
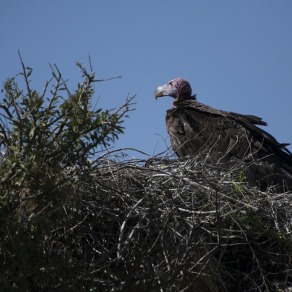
[168,81,173,86]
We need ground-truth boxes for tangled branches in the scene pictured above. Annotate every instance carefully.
[40,153,292,291]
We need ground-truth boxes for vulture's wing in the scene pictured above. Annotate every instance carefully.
[166,99,292,186]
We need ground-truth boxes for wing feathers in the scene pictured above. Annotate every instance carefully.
[166,99,292,190]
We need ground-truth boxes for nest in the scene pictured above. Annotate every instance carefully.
[45,152,292,291]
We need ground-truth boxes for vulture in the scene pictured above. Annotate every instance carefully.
[155,78,292,191]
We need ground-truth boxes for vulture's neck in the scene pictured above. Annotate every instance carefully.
[173,95,196,107]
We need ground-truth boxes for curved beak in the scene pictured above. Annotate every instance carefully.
[154,84,177,99]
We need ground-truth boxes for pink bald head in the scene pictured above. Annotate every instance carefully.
[155,78,193,100]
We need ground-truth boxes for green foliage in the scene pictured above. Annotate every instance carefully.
[0,56,133,290]
[230,171,247,194]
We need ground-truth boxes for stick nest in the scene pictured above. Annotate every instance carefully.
[46,153,292,291]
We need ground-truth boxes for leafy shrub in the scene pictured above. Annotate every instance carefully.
[0,55,133,290]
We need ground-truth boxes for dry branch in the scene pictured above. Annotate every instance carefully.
[44,153,292,291]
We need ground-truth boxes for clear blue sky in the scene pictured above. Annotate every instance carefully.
[1,1,292,158]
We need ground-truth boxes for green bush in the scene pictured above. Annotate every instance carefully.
[0,56,133,290]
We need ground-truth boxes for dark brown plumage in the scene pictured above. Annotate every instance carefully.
[155,78,292,190]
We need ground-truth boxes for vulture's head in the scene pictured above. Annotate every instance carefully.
[154,78,195,102]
